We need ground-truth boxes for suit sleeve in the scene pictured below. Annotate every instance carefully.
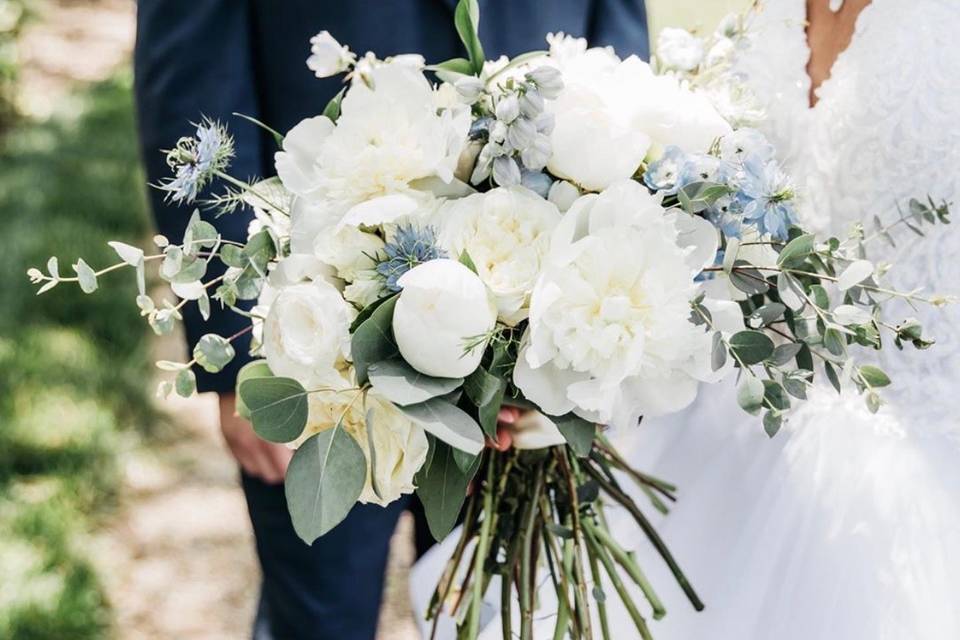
[134,0,262,393]
[589,0,650,61]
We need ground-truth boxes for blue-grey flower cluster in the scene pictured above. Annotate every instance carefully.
[159,119,235,204]
[375,224,447,291]
[643,128,798,239]
[470,66,563,196]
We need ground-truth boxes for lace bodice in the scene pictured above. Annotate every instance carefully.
[737,0,960,429]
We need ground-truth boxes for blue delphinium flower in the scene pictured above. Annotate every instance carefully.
[159,119,235,204]
[376,224,447,291]
[734,153,797,239]
[643,145,689,195]
[718,127,775,162]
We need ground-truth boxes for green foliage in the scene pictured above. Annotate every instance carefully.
[350,295,399,385]
[453,0,485,74]
[367,358,463,406]
[399,398,485,455]
[239,376,310,443]
[0,73,154,637]
[284,424,367,544]
[415,438,479,540]
[553,413,596,458]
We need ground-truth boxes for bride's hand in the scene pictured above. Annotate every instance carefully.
[487,407,525,451]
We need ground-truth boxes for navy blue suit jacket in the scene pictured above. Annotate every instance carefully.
[135,0,649,393]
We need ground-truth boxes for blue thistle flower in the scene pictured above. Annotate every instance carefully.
[159,118,235,204]
[375,224,447,291]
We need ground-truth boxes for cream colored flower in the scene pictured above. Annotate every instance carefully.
[439,186,561,325]
[302,387,428,506]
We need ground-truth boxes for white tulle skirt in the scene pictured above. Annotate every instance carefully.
[411,380,960,640]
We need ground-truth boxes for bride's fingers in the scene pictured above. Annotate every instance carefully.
[497,407,521,425]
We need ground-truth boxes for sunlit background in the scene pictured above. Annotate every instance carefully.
[0,0,749,637]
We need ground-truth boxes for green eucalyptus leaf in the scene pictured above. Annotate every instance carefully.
[729,330,775,365]
[762,380,791,411]
[234,360,273,419]
[711,331,727,371]
[399,398,485,455]
[859,365,891,388]
[431,57,475,75]
[729,261,770,296]
[73,259,98,293]
[763,411,783,438]
[776,233,815,266]
[108,241,144,267]
[239,377,309,443]
[175,368,197,398]
[285,426,366,544]
[824,361,842,393]
[769,342,803,366]
[193,333,236,373]
[367,358,463,406]
[737,376,765,415]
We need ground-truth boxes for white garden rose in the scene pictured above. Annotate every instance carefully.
[302,387,428,506]
[262,278,355,385]
[439,186,561,325]
[544,35,731,191]
[514,180,726,428]
[392,259,497,378]
[656,28,705,71]
[275,64,470,211]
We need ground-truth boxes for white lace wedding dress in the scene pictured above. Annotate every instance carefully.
[624,1,960,639]
[410,1,960,637]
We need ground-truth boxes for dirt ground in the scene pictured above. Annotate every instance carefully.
[18,1,419,638]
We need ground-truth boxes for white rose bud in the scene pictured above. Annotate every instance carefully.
[392,259,497,378]
[306,31,356,78]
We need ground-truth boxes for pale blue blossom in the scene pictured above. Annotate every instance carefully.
[159,119,234,204]
[376,224,447,291]
[735,154,797,238]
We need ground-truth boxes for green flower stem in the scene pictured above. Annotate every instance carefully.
[213,170,288,215]
[540,496,579,640]
[583,463,704,612]
[501,568,514,640]
[583,525,653,640]
[583,519,666,620]
[587,548,612,640]
[519,464,546,640]
[466,456,496,638]
[593,438,677,495]
[427,491,480,623]
[556,450,594,640]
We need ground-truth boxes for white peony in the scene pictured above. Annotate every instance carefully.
[544,35,731,191]
[262,278,355,385]
[514,180,727,428]
[306,31,356,78]
[302,386,429,506]
[656,28,705,71]
[439,186,561,325]
[392,259,497,378]
[275,64,470,211]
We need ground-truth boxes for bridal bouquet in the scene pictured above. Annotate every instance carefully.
[30,2,950,638]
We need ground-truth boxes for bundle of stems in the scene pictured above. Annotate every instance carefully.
[424,438,703,640]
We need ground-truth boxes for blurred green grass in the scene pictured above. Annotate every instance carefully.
[647,0,754,39]
[0,71,154,639]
